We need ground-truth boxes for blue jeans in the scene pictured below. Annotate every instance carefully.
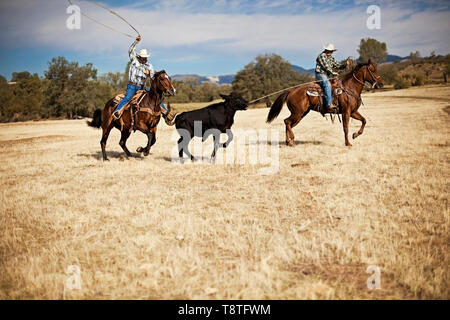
[315,73,332,107]
[115,84,143,112]
[115,84,167,112]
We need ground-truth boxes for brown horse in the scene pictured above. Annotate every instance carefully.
[87,70,176,161]
[267,59,383,147]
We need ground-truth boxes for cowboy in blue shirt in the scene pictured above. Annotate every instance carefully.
[315,43,349,112]
[113,36,167,120]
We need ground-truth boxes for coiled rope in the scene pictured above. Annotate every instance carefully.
[67,0,140,38]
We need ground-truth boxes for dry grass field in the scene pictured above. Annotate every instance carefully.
[0,85,449,299]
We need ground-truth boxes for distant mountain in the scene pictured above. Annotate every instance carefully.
[291,64,315,76]
[357,55,409,64]
[172,74,234,85]
[172,56,408,86]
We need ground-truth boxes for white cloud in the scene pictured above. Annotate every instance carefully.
[0,0,449,64]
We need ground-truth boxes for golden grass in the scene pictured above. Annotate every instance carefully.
[0,85,449,299]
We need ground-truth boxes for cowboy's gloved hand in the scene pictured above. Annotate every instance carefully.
[136,35,142,42]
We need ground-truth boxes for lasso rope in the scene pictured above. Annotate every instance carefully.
[248,77,337,104]
[67,0,140,38]
[248,57,356,104]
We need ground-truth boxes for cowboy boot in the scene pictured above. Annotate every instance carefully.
[328,102,338,113]
[163,111,177,126]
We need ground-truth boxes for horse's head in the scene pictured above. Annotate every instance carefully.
[220,92,248,110]
[153,70,176,96]
[365,59,384,89]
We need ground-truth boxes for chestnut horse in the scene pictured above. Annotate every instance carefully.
[87,70,175,161]
[267,59,383,146]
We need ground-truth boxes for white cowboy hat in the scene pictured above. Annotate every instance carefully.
[323,43,337,52]
[137,49,151,58]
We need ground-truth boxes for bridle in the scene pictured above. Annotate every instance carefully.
[152,72,175,96]
[353,65,381,89]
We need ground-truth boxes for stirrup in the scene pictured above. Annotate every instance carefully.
[112,110,122,120]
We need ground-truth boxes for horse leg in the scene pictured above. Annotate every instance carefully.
[119,130,132,158]
[140,131,153,157]
[342,109,352,147]
[284,115,296,147]
[136,123,150,155]
[100,123,113,161]
[351,111,366,140]
[284,109,309,146]
[149,127,157,147]
[141,127,157,156]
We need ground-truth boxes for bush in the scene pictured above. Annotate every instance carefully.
[394,78,409,90]
[413,75,424,86]
[378,65,398,85]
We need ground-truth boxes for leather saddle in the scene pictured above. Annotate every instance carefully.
[306,78,343,97]
[113,90,147,111]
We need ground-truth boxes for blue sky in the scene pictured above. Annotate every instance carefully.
[0,0,449,80]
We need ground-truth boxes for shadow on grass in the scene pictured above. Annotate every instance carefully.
[77,151,145,160]
[238,140,324,147]
[156,156,214,164]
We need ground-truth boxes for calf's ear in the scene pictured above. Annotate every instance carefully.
[219,94,230,101]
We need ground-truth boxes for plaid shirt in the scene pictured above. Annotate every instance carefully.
[315,52,346,76]
[128,40,154,86]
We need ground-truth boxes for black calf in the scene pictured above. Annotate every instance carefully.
[174,93,248,160]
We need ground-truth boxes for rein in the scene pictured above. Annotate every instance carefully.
[352,65,380,89]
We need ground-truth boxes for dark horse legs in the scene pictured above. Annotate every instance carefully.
[137,128,156,157]
[119,130,132,158]
[100,121,113,161]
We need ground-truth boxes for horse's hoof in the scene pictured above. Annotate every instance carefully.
[103,158,110,162]
[286,140,294,147]
[136,147,144,153]
[143,150,150,156]
[346,143,353,147]
[352,133,358,139]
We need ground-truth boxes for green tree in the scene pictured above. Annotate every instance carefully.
[358,38,388,64]
[44,56,97,118]
[232,53,312,102]
[409,51,421,64]
[11,71,36,82]
[0,73,45,122]
[100,72,125,91]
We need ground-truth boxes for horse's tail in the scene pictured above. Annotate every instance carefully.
[87,109,102,128]
[267,91,289,123]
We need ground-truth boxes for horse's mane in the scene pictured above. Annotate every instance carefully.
[342,62,369,82]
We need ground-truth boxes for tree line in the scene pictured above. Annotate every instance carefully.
[1,38,449,122]
[0,58,232,122]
